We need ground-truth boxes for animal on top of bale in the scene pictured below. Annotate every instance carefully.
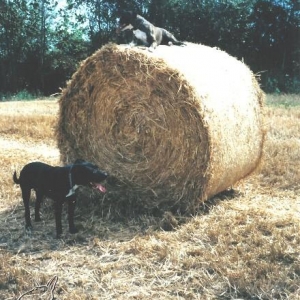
[13,159,108,238]
[116,11,186,52]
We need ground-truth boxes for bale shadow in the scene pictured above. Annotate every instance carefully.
[197,188,241,215]
[75,185,241,234]
[0,186,241,255]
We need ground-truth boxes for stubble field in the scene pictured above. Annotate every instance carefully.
[0,94,299,299]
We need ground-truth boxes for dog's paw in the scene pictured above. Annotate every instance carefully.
[148,47,155,53]
[125,42,135,49]
[25,224,33,236]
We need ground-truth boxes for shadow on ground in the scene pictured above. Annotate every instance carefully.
[0,187,239,255]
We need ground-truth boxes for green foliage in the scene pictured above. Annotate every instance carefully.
[0,90,40,101]
[0,0,299,95]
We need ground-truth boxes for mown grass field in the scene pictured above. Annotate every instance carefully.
[0,94,299,299]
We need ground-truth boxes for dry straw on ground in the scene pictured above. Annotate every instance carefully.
[0,96,299,299]
[57,43,265,215]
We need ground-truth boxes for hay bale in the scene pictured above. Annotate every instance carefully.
[57,43,265,215]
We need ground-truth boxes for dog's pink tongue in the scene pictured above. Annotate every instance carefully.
[96,183,106,193]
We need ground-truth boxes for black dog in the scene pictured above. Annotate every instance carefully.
[13,159,108,237]
[117,11,186,51]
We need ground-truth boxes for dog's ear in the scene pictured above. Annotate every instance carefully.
[74,159,85,164]
[123,10,137,20]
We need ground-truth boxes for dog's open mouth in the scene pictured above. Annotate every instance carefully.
[91,183,107,193]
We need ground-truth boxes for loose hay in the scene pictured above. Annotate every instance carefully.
[57,43,265,215]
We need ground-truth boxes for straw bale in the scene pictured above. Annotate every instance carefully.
[57,43,265,215]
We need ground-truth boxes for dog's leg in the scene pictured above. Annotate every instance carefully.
[67,195,78,234]
[148,41,157,52]
[21,187,32,230]
[147,28,158,52]
[34,189,43,222]
[54,199,63,237]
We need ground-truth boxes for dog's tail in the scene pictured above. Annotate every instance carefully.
[162,29,186,47]
[170,41,186,46]
[13,171,20,184]
[174,40,186,46]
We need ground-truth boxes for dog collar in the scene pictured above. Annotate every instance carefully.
[66,164,78,197]
[66,185,79,197]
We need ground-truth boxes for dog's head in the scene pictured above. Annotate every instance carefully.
[116,11,137,33]
[117,28,135,44]
[72,159,108,193]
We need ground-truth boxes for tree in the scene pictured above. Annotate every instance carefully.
[0,0,299,95]
[0,0,28,92]
[247,0,300,92]
[45,9,90,94]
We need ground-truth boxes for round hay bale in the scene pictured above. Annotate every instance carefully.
[57,43,265,215]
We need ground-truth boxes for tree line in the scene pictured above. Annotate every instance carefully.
[0,0,299,97]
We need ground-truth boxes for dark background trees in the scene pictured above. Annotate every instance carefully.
[0,0,299,97]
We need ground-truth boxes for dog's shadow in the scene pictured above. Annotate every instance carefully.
[0,197,64,254]
[0,187,240,254]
